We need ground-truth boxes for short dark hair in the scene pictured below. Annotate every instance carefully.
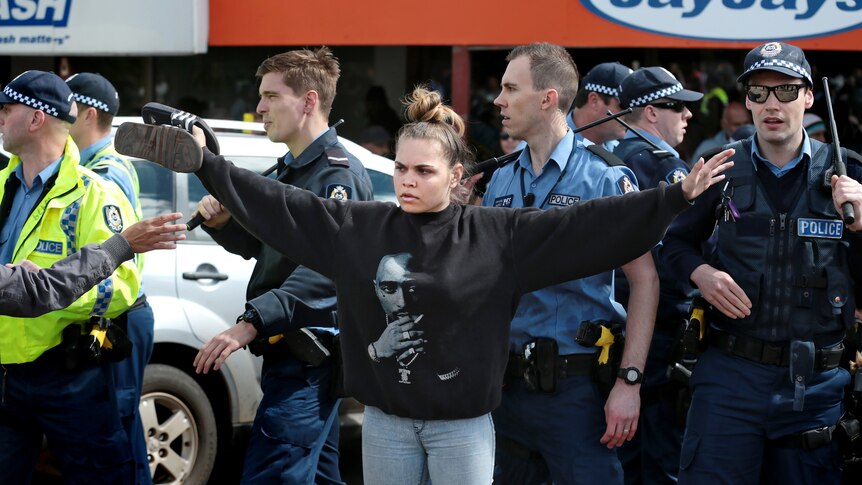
[506,43,579,112]
[75,102,113,131]
[256,47,341,115]
[572,89,614,110]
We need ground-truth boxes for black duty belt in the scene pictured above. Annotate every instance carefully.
[709,330,843,371]
[770,425,835,450]
[505,351,595,380]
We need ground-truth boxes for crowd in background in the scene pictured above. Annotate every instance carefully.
[466,59,862,164]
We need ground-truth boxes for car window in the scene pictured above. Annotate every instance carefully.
[133,159,175,219]
[367,169,396,203]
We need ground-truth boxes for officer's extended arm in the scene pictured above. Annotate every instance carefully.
[0,213,184,318]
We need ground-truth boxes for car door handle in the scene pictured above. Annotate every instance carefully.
[182,271,228,281]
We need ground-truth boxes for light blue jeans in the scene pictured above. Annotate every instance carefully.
[362,405,495,485]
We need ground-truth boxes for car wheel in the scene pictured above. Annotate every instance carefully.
[141,363,217,485]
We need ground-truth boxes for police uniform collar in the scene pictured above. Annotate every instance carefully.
[284,127,338,169]
[78,135,112,164]
[566,114,589,146]
[11,154,62,188]
[517,130,575,175]
[751,129,811,176]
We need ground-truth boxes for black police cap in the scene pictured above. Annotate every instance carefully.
[618,66,703,110]
[66,72,120,115]
[737,42,813,87]
[0,70,76,123]
[582,62,633,98]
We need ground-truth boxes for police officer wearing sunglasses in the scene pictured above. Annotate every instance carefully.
[612,66,706,485]
[662,42,862,484]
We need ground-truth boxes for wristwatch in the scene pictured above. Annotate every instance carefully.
[237,308,262,331]
[617,366,644,385]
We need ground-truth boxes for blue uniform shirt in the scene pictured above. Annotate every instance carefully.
[80,136,146,297]
[752,130,811,177]
[482,130,637,354]
[0,158,62,264]
[80,135,137,209]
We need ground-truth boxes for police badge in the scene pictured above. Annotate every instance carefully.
[666,168,688,184]
[617,175,636,194]
[103,205,124,233]
[760,42,781,58]
[326,184,352,201]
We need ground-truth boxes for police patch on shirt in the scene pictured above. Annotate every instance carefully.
[548,193,580,207]
[35,239,63,255]
[798,218,843,239]
[326,184,352,201]
[494,195,514,208]
[617,175,636,194]
[666,168,688,185]
[103,205,124,234]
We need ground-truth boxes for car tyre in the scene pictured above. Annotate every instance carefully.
[141,364,218,485]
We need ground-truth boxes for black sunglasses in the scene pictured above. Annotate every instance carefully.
[649,101,687,113]
[745,84,806,103]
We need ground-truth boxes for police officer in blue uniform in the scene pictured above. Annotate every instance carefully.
[662,42,862,484]
[66,72,155,485]
[612,66,705,485]
[485,42,659,485]
[192,48,373,485]
[567,62,633,151]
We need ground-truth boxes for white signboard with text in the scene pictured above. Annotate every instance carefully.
[582,0,862,41]
[0,0,208,55]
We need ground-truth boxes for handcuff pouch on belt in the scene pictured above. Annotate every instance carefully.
[835,364,862,463]
[61,316,133,370]
[667,297,709,385]
[522,338,559,393]
[575,320,624,398]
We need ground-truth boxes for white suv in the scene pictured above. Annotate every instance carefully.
[120,119,392,484]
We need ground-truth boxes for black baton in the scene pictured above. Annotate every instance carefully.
[185,119,345,231]
[822,77,856,225]
[607,110,670,156]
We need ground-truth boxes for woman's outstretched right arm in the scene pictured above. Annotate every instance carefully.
[194,149,350,277]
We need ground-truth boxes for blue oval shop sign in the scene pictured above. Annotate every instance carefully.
[581,0,862,41]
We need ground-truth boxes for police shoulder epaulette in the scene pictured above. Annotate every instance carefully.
[846,148,862,165]
[586,145,625,167]
[324,147,350,167]
[650,149,674,159]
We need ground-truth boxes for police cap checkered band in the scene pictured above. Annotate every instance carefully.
[582,62,632,99]
[737,42,813,86]
[584,83,619,97]
[66,73,120,115]
[73,93,111,113]
[0,70,76,123]
[619,66,703,109]
[627,84,683,108]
